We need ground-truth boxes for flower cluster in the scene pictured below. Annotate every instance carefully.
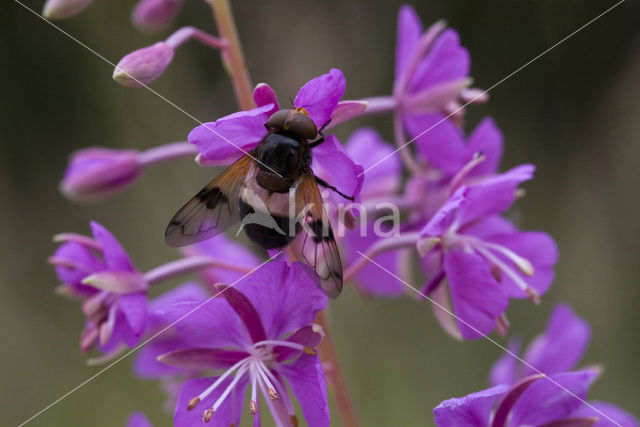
[43,1,637,426]
[433,304,638,427]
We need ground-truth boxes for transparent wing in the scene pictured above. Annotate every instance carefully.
[165,155,252,247]
[289,172,343,298]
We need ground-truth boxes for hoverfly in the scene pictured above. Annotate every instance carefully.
[164,107,354,298]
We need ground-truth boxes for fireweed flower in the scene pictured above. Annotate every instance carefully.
[113,27,227,87]
[60,142,198,202]
[417,165,558,339]
[359,6,486,128]
[49,222,251,354]
[132,0,184,32]
[433,305,639,426]
[157,261,329,426]
[189,69,364,202]
[49,221,148,353]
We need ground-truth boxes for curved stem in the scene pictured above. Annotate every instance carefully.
[138,142,198,166]
[210,0,255,110]
[316,311,360,427]
[144,255,253,284]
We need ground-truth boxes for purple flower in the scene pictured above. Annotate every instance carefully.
[189,69,364,201]
[157,261,329,426]
[60,147,142,202]
[418,165,558,339]
[433,305,639,426]
[42,0,93,20]
[60,142,198,202]
[131,0,184,32]
[49,222,147,353]
[394,5,485,126]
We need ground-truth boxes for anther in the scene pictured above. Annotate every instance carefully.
[268,388,280,400]
[202,408,214,423]
[303,347,316,355]
[249,400,259,415]
[526,287,541,305]
[291,414,300,427]
[187,397,200,411]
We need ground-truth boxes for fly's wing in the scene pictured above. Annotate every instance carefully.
[289,172,343,298]
[165,155,252,247]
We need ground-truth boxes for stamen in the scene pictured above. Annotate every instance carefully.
[480,241,534,276]
[255,362,279,400]
[250,365,258,414]
[249,400,258,415]
[212,365,249,412]
[202,408,214,423]
[196,358,248,402]
[472,244,538,298]
[187,397,200,411]
[303,347,316,355]
[253,339,306,352]
[448,152,486,194]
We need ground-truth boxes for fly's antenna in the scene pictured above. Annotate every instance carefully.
[288,96,295,107]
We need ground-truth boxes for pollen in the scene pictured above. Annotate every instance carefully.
[249,400,259,415]
[202,408,214,423]
[187,397,201,410]
[295,106,310,116]
[267,387,280,400]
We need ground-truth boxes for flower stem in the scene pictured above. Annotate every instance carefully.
[210,0,255,110]
[144,255,253,284]
[138,142,198,166]
[315,311,360,427]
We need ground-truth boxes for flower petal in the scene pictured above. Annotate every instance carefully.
[312,135,364,200]
[188,104,272,166]
[330,100,368,128]
[433,384,508,427]
[522,304,590,377]
[275,324,324,361]
[159,299,249,349]
[457,164,535,225]
[236,262,328,340]
[279,355,330,427]
[147,282,209,331]
[405,113,468,174]
[571,401,639,427]
[395,5,422,80]
[119,292,147,336]
[174,376,248,427]
[466,117,503,177]
[421,187,467,238]
[253,83,279,115]
[445,250,508,339]
[216,284,267,343]
[51,241,105,296]
[82,271,146,294]
[295,69,345,127]
[410,28,470,93]
[345,127,401,200]
[158,348,247,371]
[90,221,136,272]
[489,337,522,387]
[133,337,190,378]
[508,369,598,427]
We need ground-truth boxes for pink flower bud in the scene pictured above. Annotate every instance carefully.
[60,148,142,202]
[113,42,174,87]
[131,0,184,32]
[42,0,93,20]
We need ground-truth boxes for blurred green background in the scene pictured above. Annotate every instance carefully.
[2,0,639,425]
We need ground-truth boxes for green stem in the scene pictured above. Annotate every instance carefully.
[210,0,255,110]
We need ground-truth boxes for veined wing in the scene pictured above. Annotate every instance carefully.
[165,155,252,247]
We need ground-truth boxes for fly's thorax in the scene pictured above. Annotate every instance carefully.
[257,131,310,178]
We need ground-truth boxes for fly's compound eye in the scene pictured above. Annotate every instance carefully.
[266,109,290,130]
[286,113,317,140]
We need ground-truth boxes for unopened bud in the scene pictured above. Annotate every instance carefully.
[60,148,142,202]
[132,0,183,32]
[113,42,174,87]
[43,0,93,20]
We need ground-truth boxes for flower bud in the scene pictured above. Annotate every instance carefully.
[131,0,183,32]
[113,42,174,87]
[60,148,142,202]
[42,0,93,20]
